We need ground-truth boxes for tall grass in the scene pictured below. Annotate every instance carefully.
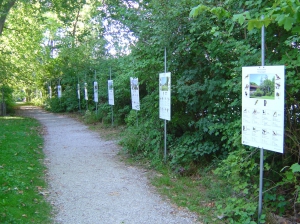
[0,116,52,224]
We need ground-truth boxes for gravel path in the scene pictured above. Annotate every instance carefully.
[19,106,200,224]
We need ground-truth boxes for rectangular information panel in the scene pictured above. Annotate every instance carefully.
[84,83,88,100]
[159,72,171,121]
[108,80,114,105]
[77,84,80,99]
[242,66,285,153]
[130,77,140,110]
[94,81,98,102]
[57,85,62,98]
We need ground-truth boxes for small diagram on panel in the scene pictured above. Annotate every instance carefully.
[275,74,281,80]
[276,92,280,99]
[262,129,268,135]
[272,130,281,136]
[242,125,250,132]
[264,100,267,106]
[275,83,281,89]
[273,111,277,117]
[244,84,249,90]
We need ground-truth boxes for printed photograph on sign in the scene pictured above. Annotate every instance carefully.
[131,78,139,90]
[160,76,169,91]
[248,74,275,99]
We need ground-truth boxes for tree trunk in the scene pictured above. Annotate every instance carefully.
[0,0,17,36]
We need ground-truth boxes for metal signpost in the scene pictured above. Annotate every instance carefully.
[159,48,171,163]
[94,70,98,115]
[84,82,88,111]
[77,77,81,112]
[108,67,114,126]
[241,17,285,223]
[49,81,52,99]
[57,79,62,108]
[259,19,265,223]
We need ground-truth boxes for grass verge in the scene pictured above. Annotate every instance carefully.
[145,165,231,223]
[0,116,52,224]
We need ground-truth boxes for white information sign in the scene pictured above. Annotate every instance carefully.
[94,81,98,102]
[108,80,114,105]
[49,86,52,98]
[77,84,80,99]
[84,83,88,100]
[242,66,285,153]
[57,85,62,98]
[130,77,140,110]
[159,72,171,121]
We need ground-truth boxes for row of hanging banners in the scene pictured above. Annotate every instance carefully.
[50,73,171,119]
[51,67,285,145]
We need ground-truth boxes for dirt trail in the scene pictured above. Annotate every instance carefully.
[18,106,200,224]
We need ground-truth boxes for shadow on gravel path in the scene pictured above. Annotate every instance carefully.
[17,106,200,224]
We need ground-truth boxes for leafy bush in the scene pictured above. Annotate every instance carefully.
[83,109,101,124]
[214,148,260,223]
[44,97,65,113]
[254,89,264,97]
[0,85,14,114]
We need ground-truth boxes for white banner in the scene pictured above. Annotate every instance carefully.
[159,72,171,121]
[130,77,140,110]
[49,86,52,98]
[94,81,98,102]
[84,83,88,100]
[57,85,62,98]
[108,80,114,105]
[77,84,80,99]
[242,66,285,153]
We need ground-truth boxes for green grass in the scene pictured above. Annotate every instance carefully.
[150,167,232,223]
[0,116,52,224]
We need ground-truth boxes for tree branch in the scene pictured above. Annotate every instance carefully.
[0,0,17,36]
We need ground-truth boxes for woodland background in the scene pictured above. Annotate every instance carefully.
[1,0,300,222]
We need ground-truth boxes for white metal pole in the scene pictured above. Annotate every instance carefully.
[164,47,167,163]
[78,77,81,112]
[258,15,265,224]
[110,67,113,126]
[95,70,97,115]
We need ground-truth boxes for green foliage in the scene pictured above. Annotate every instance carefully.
[275,163,300,214]
[0,117,52,223]
[83,110,101,124]
[231,0,300,32]
[253,88,264,97]
[214,148,260,223]
[0,85,14,114]
[44,97,65,113]
[2,0,300,221]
